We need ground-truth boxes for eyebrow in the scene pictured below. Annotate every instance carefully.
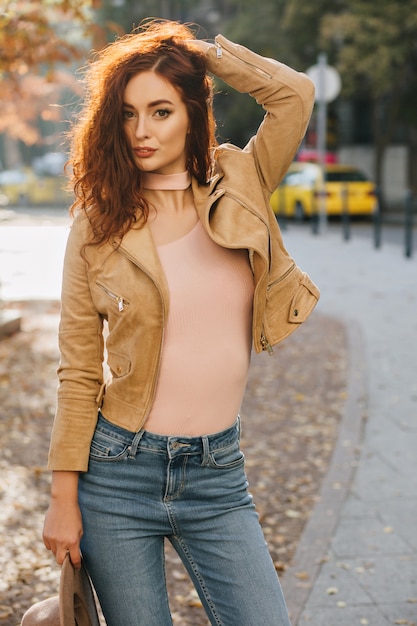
[123,99,175,109]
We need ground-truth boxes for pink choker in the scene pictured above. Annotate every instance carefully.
[143,171,191,190]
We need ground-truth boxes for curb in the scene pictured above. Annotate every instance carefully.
[281,318,368,625]
[0,310,22,338]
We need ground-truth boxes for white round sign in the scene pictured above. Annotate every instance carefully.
[306,64,341,102]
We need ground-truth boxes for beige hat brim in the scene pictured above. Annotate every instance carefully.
[21,596,60,626]
[21,554,100,626]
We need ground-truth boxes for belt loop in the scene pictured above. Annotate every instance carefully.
[128,429,145,459]
[201,435,210,466]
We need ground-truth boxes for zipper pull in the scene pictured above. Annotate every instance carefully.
[117,297,124,312]
[260,334,274,355]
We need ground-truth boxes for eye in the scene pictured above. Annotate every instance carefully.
[123,109,135,120]
[154,109,171,119]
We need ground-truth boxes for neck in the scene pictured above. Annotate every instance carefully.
[143,171,191,190]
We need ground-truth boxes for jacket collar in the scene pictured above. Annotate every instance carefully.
[111,172,269,277]
[192,175,269,265]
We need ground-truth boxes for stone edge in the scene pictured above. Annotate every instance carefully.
[281,317,368,625]
[0,310,22,338]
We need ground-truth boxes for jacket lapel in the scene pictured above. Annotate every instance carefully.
[192,177,270,264]
[114,223,169,297]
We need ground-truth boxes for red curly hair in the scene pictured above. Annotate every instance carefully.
[68,20,217,244]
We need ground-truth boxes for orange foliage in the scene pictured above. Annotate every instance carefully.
[0,0,89,144]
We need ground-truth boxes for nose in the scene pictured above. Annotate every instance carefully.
[135,116,150,140]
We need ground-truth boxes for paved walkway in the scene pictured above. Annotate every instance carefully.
[281,223,417,626]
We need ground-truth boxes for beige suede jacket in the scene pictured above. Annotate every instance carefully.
[48,35,319,471]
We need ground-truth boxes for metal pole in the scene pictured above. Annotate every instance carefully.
[317,53,327,234]
[341,185,350,241]
[373,188,382,249]
[404,190,414,258]
[311,189,319,234]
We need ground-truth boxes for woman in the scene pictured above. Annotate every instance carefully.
[43,20,319,626]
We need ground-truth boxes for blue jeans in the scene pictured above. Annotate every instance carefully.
[78,413,291,626]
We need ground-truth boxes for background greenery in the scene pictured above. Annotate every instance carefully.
[1,0,417,197]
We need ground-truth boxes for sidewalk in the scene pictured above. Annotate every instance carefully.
[281,224,417,626]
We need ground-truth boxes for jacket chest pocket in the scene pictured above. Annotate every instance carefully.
[107,351,131,378]
[264,266,320,346]
[96,282,130,313]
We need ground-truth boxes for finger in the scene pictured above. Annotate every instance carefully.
[55,546,68,566]
[43,536,56,555]
[42,524,55,553]
[56,545,82,570]
[69,547,82,570]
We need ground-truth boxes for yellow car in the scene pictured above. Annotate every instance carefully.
[270,162,378,219]
[0,167,70,206]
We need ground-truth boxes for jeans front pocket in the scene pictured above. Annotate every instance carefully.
[89,428,131,462]
[207,440,245,469]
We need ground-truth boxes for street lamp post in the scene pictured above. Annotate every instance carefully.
[307,55,341,234]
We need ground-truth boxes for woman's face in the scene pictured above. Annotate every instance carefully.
[123,71,190,175]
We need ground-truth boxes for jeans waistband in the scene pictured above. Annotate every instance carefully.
[96,411,240,459]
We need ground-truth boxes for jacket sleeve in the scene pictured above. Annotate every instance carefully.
[48,215,105,471]
[205,35,315,192]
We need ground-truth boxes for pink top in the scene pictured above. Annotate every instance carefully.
[145,220,254,436]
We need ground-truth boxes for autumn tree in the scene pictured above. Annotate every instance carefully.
[322,1,417,199]
[0,0,92,166]
[8,0,417,198]
[283,0,417,200]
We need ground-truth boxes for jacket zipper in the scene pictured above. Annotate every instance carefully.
[222,190,269,231]
[261,264,297,355]
[239,58,273,80]
[260,334,274,355]
[215,36,273,80]
[266,262,296,291]
[96,283,129,312]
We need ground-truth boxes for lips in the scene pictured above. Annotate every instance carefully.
[134,147,156,158]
